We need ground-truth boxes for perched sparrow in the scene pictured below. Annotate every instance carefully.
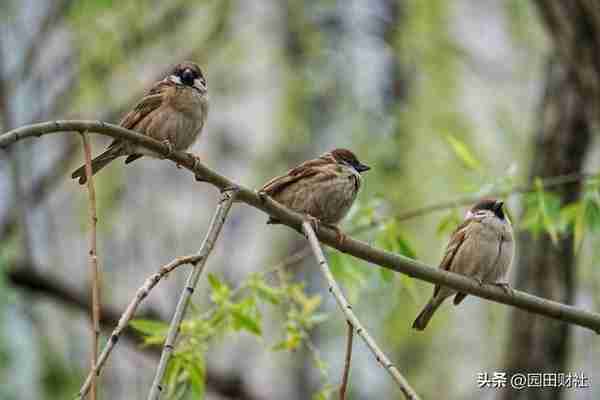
[71,61,208,184]
[412,199,514,331]
[260,148,370,239]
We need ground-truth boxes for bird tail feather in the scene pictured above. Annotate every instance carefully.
[71,146,122,185]
[412,297,443,331]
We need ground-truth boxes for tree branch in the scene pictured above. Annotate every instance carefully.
[77,254,208,399]
[148,188,237,400]
[339,321,353,400]
[80,132,101,400]
[302,221,420,400]
[6,265,262,400]
[2,121,600,334]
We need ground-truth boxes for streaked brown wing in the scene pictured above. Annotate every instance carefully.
[433,219,471,297]
[119,81,171,130]
[261,157,332,197]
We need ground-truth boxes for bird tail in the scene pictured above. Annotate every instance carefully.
[71,146,122,185]
[412,297,444,331]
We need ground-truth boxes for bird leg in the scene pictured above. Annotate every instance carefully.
[303,215,321,237]
[493,281,513,296]
[161,139,174,158]
[324,223,347,246]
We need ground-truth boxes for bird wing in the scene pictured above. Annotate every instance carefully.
[261,157,334,197]
[433,219,472,298]
[119,81,171,130]
[103,80,172,152]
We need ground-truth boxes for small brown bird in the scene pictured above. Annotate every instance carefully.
[412,199,514,331]
[71,61,208,184]
[260,149,370,239]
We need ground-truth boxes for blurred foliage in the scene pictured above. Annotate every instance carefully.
[131,271,330,399]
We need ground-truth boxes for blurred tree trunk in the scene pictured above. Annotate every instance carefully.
[501,2,600,400]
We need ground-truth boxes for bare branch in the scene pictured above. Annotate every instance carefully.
[302,221,420,400]
[148,188,238,400]
[339,321,353,400]
[80,131,101,400]
[77,255,202,399]
[2,121,600,334]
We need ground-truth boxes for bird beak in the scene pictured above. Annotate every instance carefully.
[493,201,504,213]
[355,163,370,173]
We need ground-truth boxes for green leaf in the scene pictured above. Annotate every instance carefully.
[207,273,224,292]
[208,273,230,304]
[184,358,205,399]
[129,319,169,336]
[535,179,561,245]
[231,299,262,336]
[585,198,600,232]
[445,135,481,170]
[254,282,282,305]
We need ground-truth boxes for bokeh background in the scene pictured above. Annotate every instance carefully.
[1,1,600,399]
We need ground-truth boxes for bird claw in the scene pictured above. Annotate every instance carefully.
[494,282,513,296]
[186,153,205,181]
[303,215,321,235]
[258,190,269,203]
[161,140,174,158]
[325,223,346,246]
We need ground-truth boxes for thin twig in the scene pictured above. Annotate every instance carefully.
[147,188,237,400]
[3,121,600,333]
[302,221,420,400]
[76,255,200,400]
[80,132,101,400]
[339,321,353,400]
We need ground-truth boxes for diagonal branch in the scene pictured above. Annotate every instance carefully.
[339,321,353,400]
[7,265,261,400]
[76,255,207,399]
[80,132,101,400]
[148,188,238,400]
[302,221,420,400]
[2,121,600,334]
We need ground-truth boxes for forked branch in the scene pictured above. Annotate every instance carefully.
[147,188,237,400]
[302,221,420,400]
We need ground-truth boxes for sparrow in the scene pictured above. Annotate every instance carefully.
[71,61,208,184]
[412,198,514,331]
[260,148,370,242]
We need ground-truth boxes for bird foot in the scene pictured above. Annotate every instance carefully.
[494,282,513,296]
[187,153,205,181]
[258,190,269,203]
[161,140,174,158]
[303,215,321,236]
[325,223,346,246]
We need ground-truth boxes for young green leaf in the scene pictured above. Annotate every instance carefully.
[129,319,169,336]
[445,134,482,171]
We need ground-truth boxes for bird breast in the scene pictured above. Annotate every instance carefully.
[311,168,360,224]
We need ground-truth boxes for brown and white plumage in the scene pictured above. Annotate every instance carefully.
[71,61,208,184]
[412,199,514,331]
[261,149,370,226]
